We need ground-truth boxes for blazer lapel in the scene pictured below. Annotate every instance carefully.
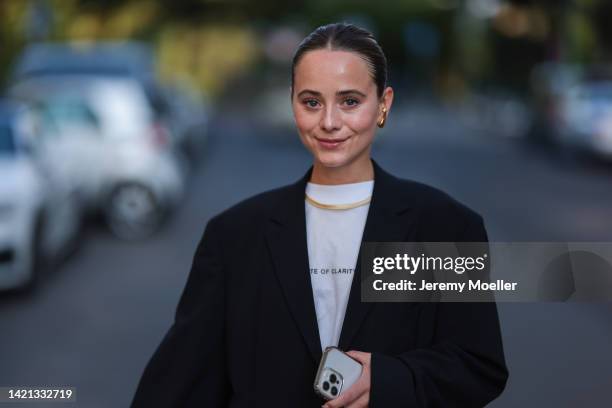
[264,161,419,361]
[338,161,418,349]
[265,168,323,363]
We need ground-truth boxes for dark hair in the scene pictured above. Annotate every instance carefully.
[291,22,388,98]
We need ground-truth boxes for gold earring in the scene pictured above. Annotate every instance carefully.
[377,107,387,128]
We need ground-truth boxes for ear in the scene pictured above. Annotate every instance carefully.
[380,86,394,113]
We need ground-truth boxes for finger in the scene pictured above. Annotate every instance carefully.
[345,391,369,408]
[346,350,371,365]
[322,384,365,408]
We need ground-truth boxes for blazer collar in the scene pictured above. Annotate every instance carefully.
[270,160,413,226]
[265,160,418,362]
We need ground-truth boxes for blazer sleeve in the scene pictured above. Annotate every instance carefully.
[131,215,230,407]
[369,215,508,408]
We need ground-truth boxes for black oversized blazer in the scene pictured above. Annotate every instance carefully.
[131,161,508,408]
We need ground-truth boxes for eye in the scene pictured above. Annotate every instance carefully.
[302,98,320,108]
[343,98,360,107]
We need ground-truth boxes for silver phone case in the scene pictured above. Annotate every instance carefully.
[313,346,363,400]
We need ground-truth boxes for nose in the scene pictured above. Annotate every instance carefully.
[320,105,341,132]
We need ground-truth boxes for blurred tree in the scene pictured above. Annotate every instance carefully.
[0,0,29,89]
[590,1,612,62]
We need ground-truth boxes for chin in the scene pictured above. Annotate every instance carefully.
[314,152,355,169]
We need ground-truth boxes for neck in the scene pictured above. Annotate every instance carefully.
[310,156,374,185]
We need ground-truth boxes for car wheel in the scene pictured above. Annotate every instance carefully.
[105,182,163,240]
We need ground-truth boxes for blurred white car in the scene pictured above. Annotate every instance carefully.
[556,81,612,159]
[13,41,209,165]
[0,102,82,291]
[157,83,210,163]
[9,76,186,239]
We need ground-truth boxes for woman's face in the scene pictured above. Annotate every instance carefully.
[292,49,392,171]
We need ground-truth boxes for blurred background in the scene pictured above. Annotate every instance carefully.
[1,0,611,406]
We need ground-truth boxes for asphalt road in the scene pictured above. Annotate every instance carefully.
[1,102,611,407]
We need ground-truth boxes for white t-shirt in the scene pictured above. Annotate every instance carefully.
[305,180,374,350]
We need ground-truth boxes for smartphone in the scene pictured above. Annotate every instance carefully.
[313,347,363,400]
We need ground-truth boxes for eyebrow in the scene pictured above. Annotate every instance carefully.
[296,89,367,98]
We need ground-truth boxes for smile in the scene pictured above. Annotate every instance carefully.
[314,135,351,149]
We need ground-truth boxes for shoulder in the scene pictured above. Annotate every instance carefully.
[206,183,294,231]
[403,178,480,220]
[389,175,484,239]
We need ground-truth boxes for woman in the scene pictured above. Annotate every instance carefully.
[131,23,508,407]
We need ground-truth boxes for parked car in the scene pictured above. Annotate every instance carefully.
[0,101,83,291]
[12,41,209,164]
[8,76,186,239]
[555,81,612,159]
[157,83,210,163]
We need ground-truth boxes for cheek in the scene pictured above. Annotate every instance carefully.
[344,109,377,133]
[292,107,315,133]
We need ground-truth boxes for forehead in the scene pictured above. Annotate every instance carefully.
[293,49,375,92]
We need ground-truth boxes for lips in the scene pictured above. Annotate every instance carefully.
[314,135,351,149]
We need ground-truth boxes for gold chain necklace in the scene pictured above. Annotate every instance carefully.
[305,194,371,210]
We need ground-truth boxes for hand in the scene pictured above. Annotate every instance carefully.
[322,350,371,408]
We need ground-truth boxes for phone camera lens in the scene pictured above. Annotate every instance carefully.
[329,374,337,383]
[331,386,338,396]
[322,381,330,391]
